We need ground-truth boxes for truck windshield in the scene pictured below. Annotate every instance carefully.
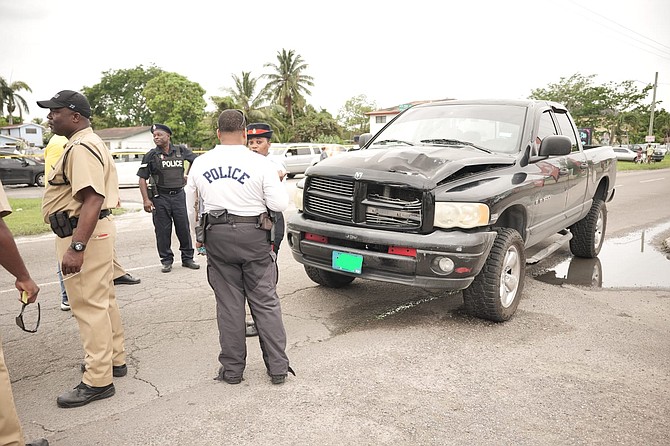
[369,104,526,154]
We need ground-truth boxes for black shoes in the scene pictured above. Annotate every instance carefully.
[80,363,127,377]
[214,367,243,384]
[245,321,258,337]
[114,273,141,285]
[57,382,115,408]
[161,263,172,273]
[182,260,200,270]
[270,374,286,385]
[26,440,49,446]
[269,366,295,385]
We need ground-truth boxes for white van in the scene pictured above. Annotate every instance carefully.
[268,143,323,178]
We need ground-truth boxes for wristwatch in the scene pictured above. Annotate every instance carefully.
[70,241,86,252]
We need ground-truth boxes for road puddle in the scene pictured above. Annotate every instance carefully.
[534,221,670,289]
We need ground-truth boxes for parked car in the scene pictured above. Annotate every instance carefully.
[268,143,322,178]
[111,149,146,187]
[319,144,350,159]
[613,146,638,162]
[651,146,666,162]
[0,152,45,187]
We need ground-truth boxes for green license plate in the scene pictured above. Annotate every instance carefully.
[332,251,363,274]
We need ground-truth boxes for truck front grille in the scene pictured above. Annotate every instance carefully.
[304,176,424,230]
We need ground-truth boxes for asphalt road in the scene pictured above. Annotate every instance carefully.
[1,171,669,445]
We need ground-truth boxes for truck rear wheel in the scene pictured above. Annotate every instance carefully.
[304,265,355,288]
[462,228,525,322]
[569,199,606,258]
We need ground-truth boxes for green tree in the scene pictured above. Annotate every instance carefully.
[263,49,314,126]
[0,78,32,125]
[225,71,285,134]
[337,94,375,138]
[82,64,164,128]
[143,72,207,146]
[529,73,652,144]
[291,107,343,143]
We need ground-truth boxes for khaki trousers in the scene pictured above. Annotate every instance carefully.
[0,335,25,446]
[57,216,126,387]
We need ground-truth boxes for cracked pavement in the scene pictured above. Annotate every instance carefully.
[0,182,668,445]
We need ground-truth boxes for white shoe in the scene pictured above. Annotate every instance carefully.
[60,300,71,311]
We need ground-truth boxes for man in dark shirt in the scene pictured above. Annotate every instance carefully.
[137,124,199,272]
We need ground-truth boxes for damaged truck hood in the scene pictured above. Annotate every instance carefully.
[307,146,516,189]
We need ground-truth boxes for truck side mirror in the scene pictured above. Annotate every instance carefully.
[538,135,571,157]
[358,133,372,149]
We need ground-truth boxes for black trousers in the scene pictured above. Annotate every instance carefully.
[273,212,285,254]
[151,190,194,264]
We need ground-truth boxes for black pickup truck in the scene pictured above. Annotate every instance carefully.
[287,99,616,321]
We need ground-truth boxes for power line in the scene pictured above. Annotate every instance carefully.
[569,0,670,57]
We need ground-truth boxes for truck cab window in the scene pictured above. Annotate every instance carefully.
[554,112,579,152]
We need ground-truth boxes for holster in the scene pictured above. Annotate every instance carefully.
[257,212,273,231]
[48,211,74,238]
[195,213,208,244]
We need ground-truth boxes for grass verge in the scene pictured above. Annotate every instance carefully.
[617,156,670,171]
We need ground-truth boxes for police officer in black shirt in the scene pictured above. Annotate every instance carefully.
[137,124,200,272]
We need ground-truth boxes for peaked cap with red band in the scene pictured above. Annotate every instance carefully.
[247,123,273,139]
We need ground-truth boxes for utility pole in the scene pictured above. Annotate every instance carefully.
[648,71,658,139]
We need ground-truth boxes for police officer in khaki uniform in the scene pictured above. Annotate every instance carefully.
[38,90,126,408]
[0,180,48,445]
[137,124,200,272]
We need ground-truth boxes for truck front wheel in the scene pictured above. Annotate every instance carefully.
[462,228,525,322]
[569,199,606,258]
[304,265,355,288]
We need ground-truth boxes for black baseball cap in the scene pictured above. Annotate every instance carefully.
[37,90,91,118]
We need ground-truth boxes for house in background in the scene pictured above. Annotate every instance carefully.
[94,126,153,152]
[0,134,23,150]
[365,98,455,136]
[0,123,46,147]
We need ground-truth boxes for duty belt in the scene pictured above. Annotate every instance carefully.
[207,212,259,225]
[71,209,112,228]
[157,187,183,195]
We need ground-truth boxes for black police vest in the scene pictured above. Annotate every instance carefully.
[152,146,185,189]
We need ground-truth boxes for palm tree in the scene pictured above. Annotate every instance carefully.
[263,49,314,126]
[225,71,285,138]
[2,79,32,125]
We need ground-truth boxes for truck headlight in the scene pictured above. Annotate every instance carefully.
[433,202,489,229]
[294,180,304,211]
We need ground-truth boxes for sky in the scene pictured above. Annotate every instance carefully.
[1,0,669,126]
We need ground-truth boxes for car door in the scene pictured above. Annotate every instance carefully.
[0,157,29,185]
[297,147,315,173]
[526,110,571,240]
[554,110,589,220]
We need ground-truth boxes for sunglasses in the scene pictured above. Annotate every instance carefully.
[16,302,41,333]
[235,109,247,129]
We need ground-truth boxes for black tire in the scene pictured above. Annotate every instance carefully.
[304,265,355,288]
[569,199,606,258]
[462,228,525,322]
[34,172,45,187]
[287,173,296,179]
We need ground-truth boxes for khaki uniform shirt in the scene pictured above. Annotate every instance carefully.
[0,180,12,218]
[42,128,119,223]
